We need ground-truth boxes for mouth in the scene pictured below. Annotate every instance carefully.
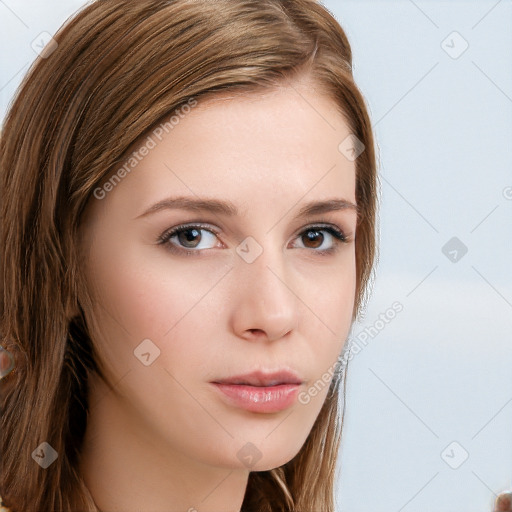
[212,369,303,387]
[210,369,304,413]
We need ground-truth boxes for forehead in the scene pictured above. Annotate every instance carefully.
[90,82,357,222]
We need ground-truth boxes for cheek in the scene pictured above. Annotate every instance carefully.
[83,234,231,376]
[297,249,357,338]
[295,252,355,401]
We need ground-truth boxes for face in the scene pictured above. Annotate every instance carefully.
[79,77,358,473]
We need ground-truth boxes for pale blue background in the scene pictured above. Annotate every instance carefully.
[1,1,511,511]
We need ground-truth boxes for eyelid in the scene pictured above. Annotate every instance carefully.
[293,222,349,239]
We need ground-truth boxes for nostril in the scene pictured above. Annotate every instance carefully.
[246,329,267,339]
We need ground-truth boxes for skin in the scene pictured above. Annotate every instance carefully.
[495,493,512,511]
[78,74,358,512]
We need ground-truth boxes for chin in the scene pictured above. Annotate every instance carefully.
[232,430,311,472]
[247,445,304,472]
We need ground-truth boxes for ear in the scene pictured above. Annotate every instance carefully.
[0,345,15,379]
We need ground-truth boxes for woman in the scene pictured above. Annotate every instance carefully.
[0,1,373,508]
[0,0,502,511]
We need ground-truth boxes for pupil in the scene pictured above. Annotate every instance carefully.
[179,228,200,248]
[304,230,323,248]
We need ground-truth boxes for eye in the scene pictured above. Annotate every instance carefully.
[291,225,349,254]
[157,223,221,255]
[157,223,351,256]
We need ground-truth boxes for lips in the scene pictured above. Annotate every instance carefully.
[212,369,303,387]
[210,369,304,413]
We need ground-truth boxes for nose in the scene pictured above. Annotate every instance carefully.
[229,243,300,343]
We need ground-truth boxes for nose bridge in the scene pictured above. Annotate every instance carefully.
[240,241,285,293]
[230,233,300,340]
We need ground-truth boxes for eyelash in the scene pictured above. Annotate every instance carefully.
[156,222,351,256]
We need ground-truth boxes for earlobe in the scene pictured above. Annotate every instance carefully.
[0,345,15,379]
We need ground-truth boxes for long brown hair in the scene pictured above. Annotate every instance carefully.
[0,0,378,510]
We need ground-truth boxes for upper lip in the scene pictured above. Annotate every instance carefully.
[212,369,303,387]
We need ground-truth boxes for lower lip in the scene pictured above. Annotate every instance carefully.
[211,383,301,413]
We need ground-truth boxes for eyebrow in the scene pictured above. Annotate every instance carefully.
[136,196,358,219]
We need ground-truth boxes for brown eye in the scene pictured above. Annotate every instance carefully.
[302,229,324,249]
[293,225,347,253]
[158,223,349,256]
[177,228,202,248]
